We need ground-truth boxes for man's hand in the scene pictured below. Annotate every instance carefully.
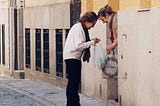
[94,38,101,44]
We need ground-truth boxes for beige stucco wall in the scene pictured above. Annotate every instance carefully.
[24,2,70,28]
[93,0,108,12]
[0,0,9,8]
[119,0,140,10]
[108,0,119,11]
[0,19,10,76]
[119,0,152,10]
[24,0,70,7]
[81,0,92,13]
[140,0,151,8]
[81,0,107,14]
[119,0,160,10]
[152,0,160,7]
[0,0,10,76]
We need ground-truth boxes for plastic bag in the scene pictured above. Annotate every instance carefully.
[93,43,106,69]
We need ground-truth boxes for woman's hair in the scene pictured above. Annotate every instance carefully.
[98,5,114,17]
[79,12,98,24]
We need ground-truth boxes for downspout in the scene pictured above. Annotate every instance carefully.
[70,0,81,27]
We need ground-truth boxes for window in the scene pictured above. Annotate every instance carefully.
[14,8,18,70]
[65,29,70,78]
[25,28,31,68]
[56,29,63,77]
[2,24,5,65]
[0,24,1,64]
[35,29,41,71]
[43,29,49,73]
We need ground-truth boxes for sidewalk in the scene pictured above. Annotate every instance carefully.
[0,77,106,106]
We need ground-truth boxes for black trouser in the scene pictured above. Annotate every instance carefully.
[65,59,81,106]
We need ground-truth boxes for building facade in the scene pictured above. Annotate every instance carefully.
[0,0,10,76]
[23,0,71,88]
[0,0,24,78]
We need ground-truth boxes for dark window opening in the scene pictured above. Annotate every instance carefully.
[35,29,41,71]
[0,24,1,64]
[2,24,5,65]
[14,8,18,70]
[25,28,31,68]
[43,29,49,73]
[65,29,70,78]
[56,29,63,77]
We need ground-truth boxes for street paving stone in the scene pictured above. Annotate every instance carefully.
[0,77,106,106]
[0,86,45,106]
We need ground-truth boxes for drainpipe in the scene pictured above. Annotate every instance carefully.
[9,0,16,77]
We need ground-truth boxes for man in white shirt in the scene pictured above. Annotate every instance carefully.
[63,12,100,106]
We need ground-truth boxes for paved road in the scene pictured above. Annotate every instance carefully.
[0,86,45,106]
[0,77,106,106]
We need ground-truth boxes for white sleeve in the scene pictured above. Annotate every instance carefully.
[71,28,94,52]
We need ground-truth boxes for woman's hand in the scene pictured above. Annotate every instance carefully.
[106,42,117,51]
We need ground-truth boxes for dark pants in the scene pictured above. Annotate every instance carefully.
[65,59,81,106]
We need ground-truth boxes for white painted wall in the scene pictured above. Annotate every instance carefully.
[24,0,70,7]
[0,0,9,8]
[0,7,9,75]
[82,20,109,100]
[150,7,160,106]
[118,7,160,106]
[24,3,70,29]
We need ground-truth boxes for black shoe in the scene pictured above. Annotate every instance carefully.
[114,97,119,103]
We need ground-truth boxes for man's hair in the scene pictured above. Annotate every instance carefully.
[98,5,114,17]
[79,12,98,24]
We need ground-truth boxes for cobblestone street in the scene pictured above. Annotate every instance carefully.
[0,86,45,106]
[0,77,106,106]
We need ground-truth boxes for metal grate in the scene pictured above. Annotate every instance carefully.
[35,29,41,71]
[56,29,63,77]
[43,29,49,73]
[25,28,31,68]
[0,24,1,64]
